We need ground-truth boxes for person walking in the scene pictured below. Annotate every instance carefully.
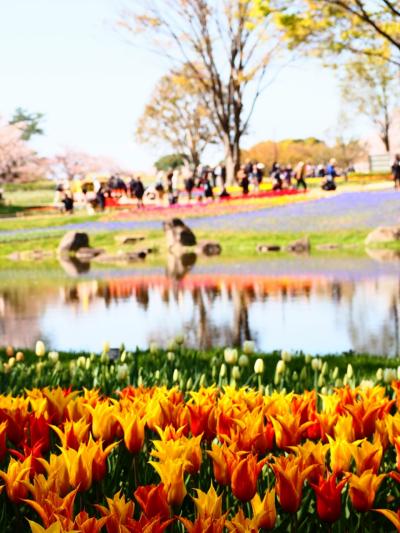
[294,161,307,191]
[322,158,338,191]
[392,154,400,190]
[134,176,145,207]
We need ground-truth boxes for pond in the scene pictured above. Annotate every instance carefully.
[0,251,399,356]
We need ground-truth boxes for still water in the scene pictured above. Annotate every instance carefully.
[0,252,399,356]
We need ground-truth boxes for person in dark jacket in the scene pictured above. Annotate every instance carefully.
[134,177,145,207]
[392,154,400,190]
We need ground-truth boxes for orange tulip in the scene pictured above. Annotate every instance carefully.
[134,483,170,520]
[207,442,241,486]
[349,470,386,512]
[192,484,223,520]
[27,521,79,533]
[310,473,349,523]
[0,421,7,462]
[51,419,90,450]
[226,508,260,533]
[0,456,31,502]
[327,436,354,474]
[290,440,329,482]
[149,459,188,508]
[179,516,225,533]
[151,434,202,475]
[42,387,78,425]
[351,439,383,475]
[375,508,400,532]
[96,491,136,533]
[251,489,276,529]
[73,511,108,533]
[231,454,268,502]
[24,484,77,529]
[271,455,317,513]
[116,412,146,454]
[85,401,119,443]
[270,412,314,448]
[60,443,95,492]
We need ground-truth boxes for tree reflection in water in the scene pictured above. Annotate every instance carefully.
[0,264,399,355]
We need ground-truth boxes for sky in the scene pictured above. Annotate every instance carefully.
[0,0,366,172]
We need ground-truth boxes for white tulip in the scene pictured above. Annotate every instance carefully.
[254,358,265,375]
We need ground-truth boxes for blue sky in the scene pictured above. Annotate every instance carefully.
[0,0,359,171]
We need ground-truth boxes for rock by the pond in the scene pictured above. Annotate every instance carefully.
[75,247,104,261]
[95,251,147,263]
[257,244,281,253]
[58,231,89,255]
[196,240,222,256]
[115,235,145,245]
[286,237,310,254]
[365,225,400,245]
[163,218,196,251]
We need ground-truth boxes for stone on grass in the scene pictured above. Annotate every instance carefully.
[163,218,196,251]
[197,241,222,256]
[286,237,310,254]
[114,235,145,245]
[58,231,89,255]
[257,244,281,253]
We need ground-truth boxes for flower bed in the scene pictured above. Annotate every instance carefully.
[0,344,399,531]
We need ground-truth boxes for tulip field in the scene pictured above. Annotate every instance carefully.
[0,343,399,531]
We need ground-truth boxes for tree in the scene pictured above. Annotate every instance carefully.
[341,59,399,152]
[119,0,280,183]
[9,108,44,141]
[136,66,218,168]
[262,0,400,66]
[0,119,45,182]
[50,150,122,181]
[154,153,186,172]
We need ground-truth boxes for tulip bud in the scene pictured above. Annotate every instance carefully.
[120,351,127,363]
[343,374,349,386]
[360,379,374,390]
[276,360,285,375]
[15,351,24,362]
[77,356,86,369]
[175,334,184,346]
[8,357,15,368]
[100,352,109,364]
[346,364,353,379]
[3,363,10,373]
[242,340,255,355]
[321,386,328,395]
[321,362,328,376]
[154,370,160,380]
[6,345,14,358]
[173,368,179,382]
[254,358,264,374]
[85,358,91,370]
[219,363,227,378]
[166,339,177,351]
[199,373,206,387]
[186,377,193,390]
[232,365,241,380]
[167,351,175,362]
[224,348,238,365]
[35,340,46,357]
[397,366,400,380]
[274,372,280,386]
[311,358,322,371]
[138,375,143,387]
[102,341,110,354]
[335,378,342,387]
[117,363,129,382]
[36,361,44,374]
[300,367,307,381]
[376,368,383,381]
[292,371,298,382]
[149,342,158,354]
[281,350,291,362]
[48,351,59,364]
[383,367,397,384]
[317,374,325,387]
[305,354,312,364]
[238,354,249,367]
[332,366,339,380]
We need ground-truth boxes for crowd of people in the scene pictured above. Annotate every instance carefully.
[53,154,400,213]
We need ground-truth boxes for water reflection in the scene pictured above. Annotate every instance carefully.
[0,257,399,356]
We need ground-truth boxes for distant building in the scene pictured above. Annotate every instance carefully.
[355,109,400,173]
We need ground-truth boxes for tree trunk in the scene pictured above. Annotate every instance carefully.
[224,136,241,185]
